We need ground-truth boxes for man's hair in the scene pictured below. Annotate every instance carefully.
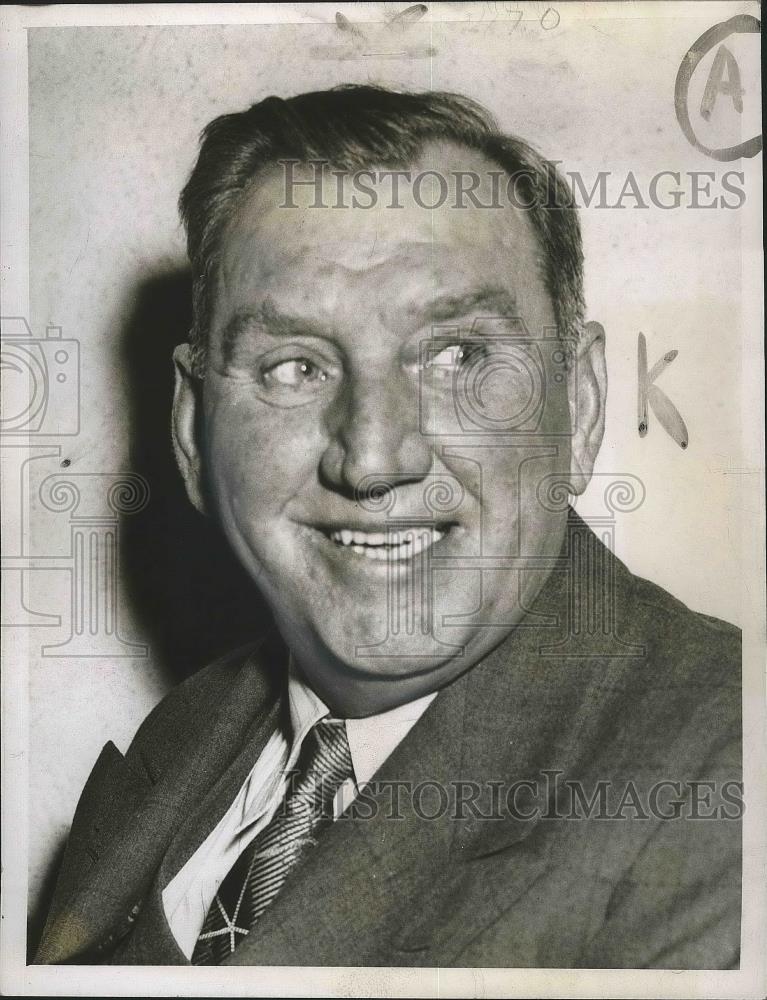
[179,84,583,375]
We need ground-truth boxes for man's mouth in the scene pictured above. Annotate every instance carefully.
[321,525,454,562]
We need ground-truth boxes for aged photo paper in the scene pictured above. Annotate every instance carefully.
[1,2,764,997]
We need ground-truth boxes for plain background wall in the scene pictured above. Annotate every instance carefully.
[22,3,760,939]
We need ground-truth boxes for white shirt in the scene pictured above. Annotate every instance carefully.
[162,664,436,959]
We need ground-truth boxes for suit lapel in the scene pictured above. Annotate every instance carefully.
[36,637,284,964]
[402,515,638,963]
[158,695,283,884]
[35,738,151,951]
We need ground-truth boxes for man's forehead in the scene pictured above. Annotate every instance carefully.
[220,142,538,267]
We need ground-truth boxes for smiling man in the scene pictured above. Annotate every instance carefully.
[35,86,741,970]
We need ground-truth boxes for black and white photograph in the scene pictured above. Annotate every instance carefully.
[0,3,764,997]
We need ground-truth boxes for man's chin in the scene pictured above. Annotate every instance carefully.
[278,607,469,679]
[292,641,467,718]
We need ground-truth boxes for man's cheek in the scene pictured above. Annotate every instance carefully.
[541,377,572,436]
[206,399,313,465]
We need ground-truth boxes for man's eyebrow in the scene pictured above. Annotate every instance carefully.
[418,285,519,324]
[219,301,328,363]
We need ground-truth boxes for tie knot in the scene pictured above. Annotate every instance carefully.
[301,718,353,777]
[287,718,354,815]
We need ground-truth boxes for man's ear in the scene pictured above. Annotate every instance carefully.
[172,343,209,516]
[568,320,607,492]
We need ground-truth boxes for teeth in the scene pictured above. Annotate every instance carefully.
[328,526,447,561]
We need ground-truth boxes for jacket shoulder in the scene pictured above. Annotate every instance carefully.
[567,510,740,687]
[604,559,743,779]
[625,569,741,685]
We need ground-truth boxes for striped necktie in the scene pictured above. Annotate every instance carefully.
[191,718,353,965]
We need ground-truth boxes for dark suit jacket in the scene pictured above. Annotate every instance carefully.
[34,511,742,968]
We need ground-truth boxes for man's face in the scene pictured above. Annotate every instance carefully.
[174,143,605,715]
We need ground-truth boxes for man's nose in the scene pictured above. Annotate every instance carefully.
[319,371,433,494]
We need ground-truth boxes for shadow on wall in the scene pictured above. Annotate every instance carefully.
[27,267,273,961]
[120,266,273,685]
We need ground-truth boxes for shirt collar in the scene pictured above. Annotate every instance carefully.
[286,656,437,786]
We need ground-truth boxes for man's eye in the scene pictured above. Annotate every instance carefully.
[262,358,329,388]
[424,342,487,377]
